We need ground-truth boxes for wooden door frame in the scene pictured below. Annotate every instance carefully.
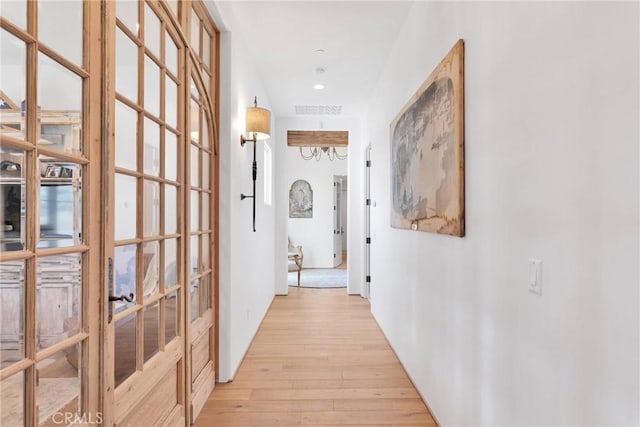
[0,0,103,424]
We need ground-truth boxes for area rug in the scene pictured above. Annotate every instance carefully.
[288,268,347,288]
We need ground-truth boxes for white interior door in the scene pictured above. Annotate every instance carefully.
[333,177,342,267]
[364,145,371,298]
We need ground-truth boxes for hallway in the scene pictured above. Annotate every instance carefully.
[195,288,436,426]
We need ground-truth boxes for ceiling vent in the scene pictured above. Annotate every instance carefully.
[294,105,342,115]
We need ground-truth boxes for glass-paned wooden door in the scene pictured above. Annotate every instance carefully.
[104,1,186,425]
[0,1,102,426]
[186,5,217,421]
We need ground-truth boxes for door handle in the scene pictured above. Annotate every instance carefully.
[109,293,134,303]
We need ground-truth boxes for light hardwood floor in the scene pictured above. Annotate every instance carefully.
[195,287,436,426]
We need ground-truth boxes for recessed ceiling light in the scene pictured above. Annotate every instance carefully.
[313,83,325,90]
[314,49,325,54]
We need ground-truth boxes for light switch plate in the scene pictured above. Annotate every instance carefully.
[528,258,543,295]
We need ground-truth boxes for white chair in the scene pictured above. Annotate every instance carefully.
[287,238,303,286]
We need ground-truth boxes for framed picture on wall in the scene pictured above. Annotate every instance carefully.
[289,180,313,218]
[390,39,465,237]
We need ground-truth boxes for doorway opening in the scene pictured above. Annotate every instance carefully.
[334,175,347,270]
[287,174,349,290]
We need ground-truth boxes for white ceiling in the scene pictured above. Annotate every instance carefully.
[211,1,413,117]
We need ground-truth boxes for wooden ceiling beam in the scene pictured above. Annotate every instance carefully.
[287,130,349,147]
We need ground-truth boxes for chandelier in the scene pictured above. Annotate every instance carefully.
[299,146,347,161]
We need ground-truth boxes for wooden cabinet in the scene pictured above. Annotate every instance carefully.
[0,153,82,365]
[0,110,81,153]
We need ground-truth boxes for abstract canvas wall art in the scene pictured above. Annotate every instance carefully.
[390,39,465,237]
[289,179,313,218]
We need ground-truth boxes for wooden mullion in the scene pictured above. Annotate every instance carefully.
[115,93,143,112]
[198,110,203,190]
[114,237,142,249]
[140,171,166,182]
[146,0,165,20]
[160,232,181,240]
[37,43,90,79]
[136,0,145,375]
[0,359,34,382]
[34,332,89,362]
[33,146,89,165]
[180,2,191,423]
[159,256,166,350]
[0,250,35,263]
[24,0,38,424]
[142,290,164,308]
[143,47,163,68]
[212,11,220,384]
[163,177,180,187]
[197,9,203,63]
[0,18,36,43]
[101,0,117,423]
[165,283,181,295]
[116,19,142,47]
[189,271,209,282]
[0,136,34,151]
[159,14,167,361]
[165,122,181,136]
[80,0,102,419]
[114,167,142,178]
[140,236,164,244]
[112,304,143,324]
[35,244,89,258]
[166,68,179,83]
[114,238,143,248]
[82,0,90,72]
[143,110,164,127]
[198,189,204,314]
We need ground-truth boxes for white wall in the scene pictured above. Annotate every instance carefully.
[366,2,639,425]
[208,2,276,382]
[275,116,366,295]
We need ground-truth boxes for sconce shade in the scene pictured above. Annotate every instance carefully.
[246,106,271,140]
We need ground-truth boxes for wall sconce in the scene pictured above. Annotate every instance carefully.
[240,96,271,232]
